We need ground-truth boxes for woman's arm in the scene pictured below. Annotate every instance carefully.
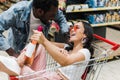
[51,42,65,48]
[43,39,85,66]
[31,30,85,66]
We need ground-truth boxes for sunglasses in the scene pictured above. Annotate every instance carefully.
[69,25,79,32]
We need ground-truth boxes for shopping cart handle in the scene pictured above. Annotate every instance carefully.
[93,34,120,50]
[112,44,120,50]
[10,76,18,80]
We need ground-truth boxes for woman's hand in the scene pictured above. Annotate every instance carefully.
[31,30,46,44]
[17,49,26,67]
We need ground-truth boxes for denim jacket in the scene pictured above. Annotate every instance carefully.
[0,1,69,53]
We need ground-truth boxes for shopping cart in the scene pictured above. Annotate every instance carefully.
[82,34,120,80]
[10,34,120,80]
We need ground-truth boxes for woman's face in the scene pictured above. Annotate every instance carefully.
[69,22,86,42]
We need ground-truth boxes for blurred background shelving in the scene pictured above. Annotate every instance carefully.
[0,0,18,13]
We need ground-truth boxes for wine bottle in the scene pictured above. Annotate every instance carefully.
[25,25,43,66]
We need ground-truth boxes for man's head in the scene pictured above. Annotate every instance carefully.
[32,0,58,24]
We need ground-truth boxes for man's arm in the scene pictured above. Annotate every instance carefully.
[55,9,70,34]
[6,48,19,57]
[0,5,17,56]
[54,10,70,43]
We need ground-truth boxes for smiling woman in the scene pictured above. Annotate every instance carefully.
[0,21,94,80]
[18,21,94,80]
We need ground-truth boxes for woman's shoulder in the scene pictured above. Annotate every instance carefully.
[78,48,91,61]
[78,48,90,53]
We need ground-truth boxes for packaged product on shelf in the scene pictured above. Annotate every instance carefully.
[81,4,89,9]
[74,5,82,11]
[95,14,105,23]
[0,9,2,13]
[105,0,108,7]
[116,15,120,21]
[87,15,96,24]
[119,0,120,6]
[74,4,89,11]
[97,0,106,7]
[48,21,60,41]
[105,13,112,22]
[105,0,112,7]
[111,0,118,6]
[112,13,116,22]
[87,14,105,24]
[85,0,97,8]
[58,0,66,11]
[104,13,108,22]
[66,5,74,12]
[66,4,89,12]
[0,5,8,11]
[112,12,119,21]
[67,21,74,27]
[116,11,120,21]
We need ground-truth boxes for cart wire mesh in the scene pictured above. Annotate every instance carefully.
[10,34,120,80]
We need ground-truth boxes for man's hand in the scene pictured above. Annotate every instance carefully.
[6,48,19,57]
[17,52,26,68]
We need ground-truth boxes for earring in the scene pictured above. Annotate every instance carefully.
[82,38,86,44]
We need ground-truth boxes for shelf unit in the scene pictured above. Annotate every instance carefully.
[66,6,120,13]
[0,0,17,12]
[91,21,120,27]
[66,5,120,38]
[65,4,120,59]
[66,6,120,27]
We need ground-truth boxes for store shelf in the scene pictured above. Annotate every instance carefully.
[0,0,17,12]
[66,2,120,38]
[66,6,120,13]
[91,21,120,27]
[0,9,3,13]
[0,4,8,11]
[0,3,11,8]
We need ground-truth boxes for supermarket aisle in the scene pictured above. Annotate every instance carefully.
[96,27,120,80]
[0,1,120,78]
[97,59,120,80]
[0,27,120,80]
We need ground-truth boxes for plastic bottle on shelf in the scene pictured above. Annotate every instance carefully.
[105,0,110,7]
[97,0,105,7]
[85,0,97,8]
[25,25,43,66]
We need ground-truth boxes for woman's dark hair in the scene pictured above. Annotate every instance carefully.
[65,21,94,57]
[65,21,94,75]
[82,21,94,57]
[81,21,95,74]
[65,21,94,76]
[33,0,58,12]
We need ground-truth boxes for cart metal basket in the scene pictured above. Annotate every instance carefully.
[10,34,120,80]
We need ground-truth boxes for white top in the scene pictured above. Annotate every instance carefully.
[0,56,21,75]
[28,10,45,42]
[59,49,91,80]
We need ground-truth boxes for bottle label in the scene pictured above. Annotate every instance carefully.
[25,43,36,57]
